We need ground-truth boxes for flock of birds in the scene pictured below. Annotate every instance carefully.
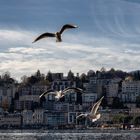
[33,23,104,123]
[39,87,104,123]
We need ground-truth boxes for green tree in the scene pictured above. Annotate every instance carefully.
[112,97,124,109]
[2,71,11,80]
[28,75,38,84]
[112,114,125,124]
[124,116,133,124]
[35,70,41,78]
[87,70,95,78]
[21,75,28,84]
[67,70,74,81]
[46,71,53,82]
[100,67,106,73]
[80,73,88,83]
[2,99,9,111]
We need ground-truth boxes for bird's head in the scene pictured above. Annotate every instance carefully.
[55,32,60,36]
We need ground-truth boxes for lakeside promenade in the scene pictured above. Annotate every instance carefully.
[0,129,140,140]
[0,128,140,133]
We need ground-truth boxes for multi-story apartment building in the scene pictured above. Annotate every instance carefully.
[51,79,76,91]
[0,83,17,110]
[83,77,97,94]
[22,108,44,127]
[44,111,67,127]
[106,79,121,98]
[105,78,121,105]
[32,108,44,125]
[83,77,98,102]
[68,112,78,125]
[129,108,140,117]
[82,93,97,103]
[22,110,34,126]
[54,102,69,112]
[17,85,48,110]
[51,73,64,80]
[120,79,140,102]
[0,112,21,128]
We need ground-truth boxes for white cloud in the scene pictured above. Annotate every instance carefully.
[8,47,53,55]
[0,30,33,42]
[0,29,140,80]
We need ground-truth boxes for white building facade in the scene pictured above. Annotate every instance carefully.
[121,80,140,102]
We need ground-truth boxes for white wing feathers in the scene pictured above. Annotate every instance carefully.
[76,114,87,120]
[90,96,104,115]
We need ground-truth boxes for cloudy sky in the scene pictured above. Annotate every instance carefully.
[0,0,140,80]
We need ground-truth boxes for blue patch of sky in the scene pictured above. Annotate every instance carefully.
[0,0,140,48]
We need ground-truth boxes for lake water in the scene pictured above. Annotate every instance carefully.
[0,130,140,140]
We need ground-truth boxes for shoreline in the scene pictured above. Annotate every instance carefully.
[0,129,140,133]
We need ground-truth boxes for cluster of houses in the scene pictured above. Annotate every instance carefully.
[0,70,140,129]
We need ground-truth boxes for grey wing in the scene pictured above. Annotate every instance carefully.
[39,89,54,98]
[61,87,72,94]
[90,102,98,115]
[90,96,104,115]
[33,32,55,43]
[76,114,87,120]
[74,87,83,93]
[62,87,83,94]
[59,24,78,34]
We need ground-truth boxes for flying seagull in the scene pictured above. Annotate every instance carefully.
[33,24,78,43]
[76,96,104,122]
[39,87,83,101]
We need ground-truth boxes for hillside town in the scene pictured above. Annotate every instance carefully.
[0,68,140,129]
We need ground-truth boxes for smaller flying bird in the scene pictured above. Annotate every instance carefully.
[39,87,83,101]
[76,96,104,122]
[33,24,78,43]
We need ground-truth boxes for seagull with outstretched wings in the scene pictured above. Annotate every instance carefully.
[39,87,83,101]
[33,24,78,43]
[76,96,104,122]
